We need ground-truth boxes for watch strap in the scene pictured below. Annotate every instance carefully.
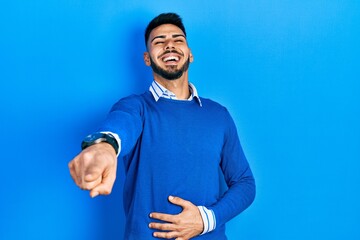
[81,132,119,154]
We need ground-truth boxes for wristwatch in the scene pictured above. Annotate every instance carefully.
[81,132,119,154]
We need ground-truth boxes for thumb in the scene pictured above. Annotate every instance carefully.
[89,170,116,198]
[168,195,189,208]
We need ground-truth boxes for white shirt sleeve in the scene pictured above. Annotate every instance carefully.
[197,205,216,235]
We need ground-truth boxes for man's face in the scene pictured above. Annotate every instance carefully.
[144,24,193,80]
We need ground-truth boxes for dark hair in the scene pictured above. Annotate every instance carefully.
[144,13,186,47]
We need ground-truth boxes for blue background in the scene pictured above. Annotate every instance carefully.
[1,1,359,239]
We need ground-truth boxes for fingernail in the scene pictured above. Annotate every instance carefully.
[91,192,99,198]
[169,195,174,200]
[149,213,152,218]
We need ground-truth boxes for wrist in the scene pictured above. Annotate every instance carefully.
[197,206,216,235]
[97,142,117,155]
[81,132,119,155]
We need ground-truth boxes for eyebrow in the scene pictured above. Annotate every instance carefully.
[151,34,186,43]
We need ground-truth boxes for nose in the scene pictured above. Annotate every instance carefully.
[164,40,175,50]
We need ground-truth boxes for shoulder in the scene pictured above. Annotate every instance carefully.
[200,97,237,129]
[199,97,229,114]
[110,92,151,112]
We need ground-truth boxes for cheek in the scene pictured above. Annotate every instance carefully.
[181,47,191,56]
[150,49,163,60]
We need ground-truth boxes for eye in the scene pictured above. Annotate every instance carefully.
[154,41,164,45]
[175,39,184,43]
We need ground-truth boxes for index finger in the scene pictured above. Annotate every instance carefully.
[81,152,108,181]
[149,212,177,223]
[83,164,104,182]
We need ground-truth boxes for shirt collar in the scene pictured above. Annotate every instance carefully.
[149,80,202,107]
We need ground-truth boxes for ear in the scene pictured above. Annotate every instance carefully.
[189,50,194,63]
[144,52,151,66]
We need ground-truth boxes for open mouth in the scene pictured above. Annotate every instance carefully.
[159,50,183,65]
[162,55,180,64]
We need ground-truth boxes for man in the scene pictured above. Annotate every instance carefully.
[69,13,255,240]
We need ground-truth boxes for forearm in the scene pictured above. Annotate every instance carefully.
[208,108,256,227]
[100,131,121,156]
[208,168,255,227]
[96,97,143,157]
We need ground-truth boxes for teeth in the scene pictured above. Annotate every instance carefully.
[163,56,179,62]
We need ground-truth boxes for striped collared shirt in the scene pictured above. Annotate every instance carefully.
[149,80,202,107]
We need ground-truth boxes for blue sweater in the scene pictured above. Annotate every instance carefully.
[98,91,255,239]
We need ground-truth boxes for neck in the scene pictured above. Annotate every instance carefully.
[153,72,190,100]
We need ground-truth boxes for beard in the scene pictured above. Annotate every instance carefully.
[150,56,190,80]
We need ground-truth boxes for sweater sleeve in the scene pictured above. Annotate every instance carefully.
[96,95,144,158]
[208,108,256,227]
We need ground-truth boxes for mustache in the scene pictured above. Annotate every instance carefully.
[158,49,184,59]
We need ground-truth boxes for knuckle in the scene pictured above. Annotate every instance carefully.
[82,151,94,163]
[164,224,172,230]
[164,233,172,239]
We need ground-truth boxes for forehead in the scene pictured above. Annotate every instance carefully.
[149,24,185,39]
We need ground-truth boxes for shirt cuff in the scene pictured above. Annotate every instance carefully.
[197,206,216,235]
[100,131,121,156]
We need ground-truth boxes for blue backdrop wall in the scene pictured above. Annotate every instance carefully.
[1,1,359,239]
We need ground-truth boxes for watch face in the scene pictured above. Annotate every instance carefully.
[81,132,118,154]
[85,133,102,143]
